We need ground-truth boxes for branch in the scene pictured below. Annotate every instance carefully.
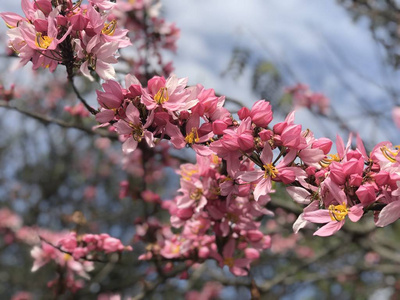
[68,77,98,115]
[0,100,117,139]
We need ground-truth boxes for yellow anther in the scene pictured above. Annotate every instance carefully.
[181,168,198,181]
[328,202,348,222]
[102,20,117,36]
[172,244,180,255]
[223,257,235,268]
[154,87,169,104]
[211,154,220,165]
[320,153,341,168]
[35,32,53,49]
[190,188,203,201]
[263,163,278,179]
[185,127,200,145]
[380,145,400,163]
[129,123,144,141]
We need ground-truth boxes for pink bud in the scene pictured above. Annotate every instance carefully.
[281,124,302,148]
[198,246,210,259]
[278,169,296,184]
[259,129,273,141]
[179,110,190,121]
[356,183,376,206]
[246,230,263,242]
[238,107,250,120]
[245,248,260,260]
[69,13,89,31]
[305,166,316,176]
[212,120,228,135]
[349,174,362,186]
[176,207,194,220]
[374,171,390,186]
[250,100,273,127]
[237,134,254,151]
[72,247,87,259]
[312,138,332,155]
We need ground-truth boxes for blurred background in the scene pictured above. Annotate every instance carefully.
[1,0,400,299]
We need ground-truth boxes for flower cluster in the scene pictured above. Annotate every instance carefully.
[58,231,133,259]
[30,230,132,293]
[285,83,330,115]
[110,0,180,79]
[94,72,400,274]
[1,0,130,80]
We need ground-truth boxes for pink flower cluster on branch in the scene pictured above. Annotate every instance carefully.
[94,72,400,275]
[1,0,130,80]
[0,207,132,294]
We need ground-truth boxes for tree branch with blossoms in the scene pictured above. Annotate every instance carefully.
[2,0,400,298]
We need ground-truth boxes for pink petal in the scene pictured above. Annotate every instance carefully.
[376,201,400,227]
[313,221,343,237]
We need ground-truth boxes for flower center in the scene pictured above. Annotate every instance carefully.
[320,153,341,168]
[102,20,117,36]
[35,32,53,49]
[380,145,400,163]
[172,244,180,255]
[223,257,235,268]
[154,87,169,104]
[129,123,143,141]
[328,202,348,221]
[185,127,200,145]
[190,188,203,201]
[263,163,278,179]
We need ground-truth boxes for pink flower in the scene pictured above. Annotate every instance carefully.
[114,103,154,153]
[303,203,363,236]
[141,74,194,115]
[102,237,125,253]
[75,33,119,81]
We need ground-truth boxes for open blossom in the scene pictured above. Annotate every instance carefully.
[239,143,296,202]
[303,202,363,236]
[75,34,119,81]
[114,103,155,153]
[141,74,195,115]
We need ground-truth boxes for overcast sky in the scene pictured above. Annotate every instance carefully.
[1,0,400,146]
[162,0,400,146]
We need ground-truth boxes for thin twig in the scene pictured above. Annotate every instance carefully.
[0,100,116,139]
[68,77,98,115]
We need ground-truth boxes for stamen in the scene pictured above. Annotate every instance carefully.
[181,169,198,181]
[154,87,169,104]
[380,145,399,163]
[328,202,348,222]
[320,153,341,168]
[102,20,117,36]
[263,163,278,179]
[223,257,235,268]
[35,32,53,49]
[129,123,144,141]
[185,128,200,144]
[189,188,203,201]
